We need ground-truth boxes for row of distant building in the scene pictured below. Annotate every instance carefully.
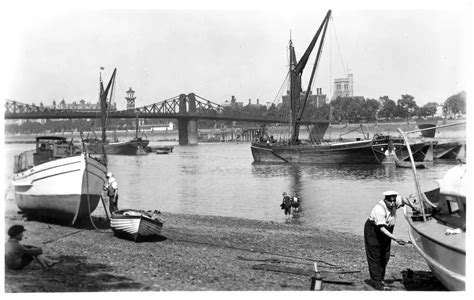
[20,73,450,119]
[30,74,355,112]
[223,74,353,109]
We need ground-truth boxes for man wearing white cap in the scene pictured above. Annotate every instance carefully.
[364,190,418,290]
[104,172,119,213]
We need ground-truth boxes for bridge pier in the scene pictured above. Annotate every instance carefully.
[178,93,199,145]
[178,94,189,145]
[187,93,198,145]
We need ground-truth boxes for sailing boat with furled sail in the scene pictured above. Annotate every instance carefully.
[250,10,430,164]
[85,70,149,155]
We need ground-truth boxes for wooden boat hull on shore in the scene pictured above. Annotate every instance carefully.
[110,209,163,242]
[13,154,107,225]
[404,164,466,291]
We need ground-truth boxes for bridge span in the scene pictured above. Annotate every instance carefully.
[4,93,329,145]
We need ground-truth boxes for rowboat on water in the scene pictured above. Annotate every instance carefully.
[155,145,174,153]
[155,149,171,155]
[395,161,427,169]
[398,128,466,291]
[145,145,174,153]
[110,209,164,242]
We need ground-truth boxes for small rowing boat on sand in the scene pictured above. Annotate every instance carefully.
[110,209,163,242]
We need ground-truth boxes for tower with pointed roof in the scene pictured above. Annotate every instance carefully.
[126,87,136,111]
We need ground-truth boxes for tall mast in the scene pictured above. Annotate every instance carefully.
[135,113,139,139]
[100,68,117,144]
[290,10,331,144]
[289,39,300,143]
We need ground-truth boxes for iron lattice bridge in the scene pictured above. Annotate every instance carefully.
[4,93,327,125]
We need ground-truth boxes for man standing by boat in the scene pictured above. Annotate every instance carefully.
[104,172,119,213]
[364,191,418,290]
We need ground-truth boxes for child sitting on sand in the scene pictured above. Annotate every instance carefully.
[5,225,60,270]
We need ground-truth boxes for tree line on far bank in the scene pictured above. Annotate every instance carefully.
[4,90,466,135]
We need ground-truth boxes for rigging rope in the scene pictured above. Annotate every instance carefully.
[330,15,348,76]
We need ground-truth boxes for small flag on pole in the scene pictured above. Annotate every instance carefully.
[100,67,105,70]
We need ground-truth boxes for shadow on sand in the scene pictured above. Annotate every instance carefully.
[400,269,448,291]
[5,255,145,292]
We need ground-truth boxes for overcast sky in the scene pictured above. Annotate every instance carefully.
[1,0,471,110]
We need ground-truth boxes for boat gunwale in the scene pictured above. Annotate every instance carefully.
[404,207,465,255]
[111,209,163,226]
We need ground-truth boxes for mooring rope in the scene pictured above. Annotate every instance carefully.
[169,236,339,268]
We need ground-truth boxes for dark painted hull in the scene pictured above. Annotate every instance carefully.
[398,141,434,162]
[417,123,437,138]
[251,140,386,164]
[86,139,149,155]
[251,138,432,164]
[434,140,465,159]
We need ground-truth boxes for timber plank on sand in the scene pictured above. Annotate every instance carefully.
[252,264,354,285]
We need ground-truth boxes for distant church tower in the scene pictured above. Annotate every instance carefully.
[126,87,136,110]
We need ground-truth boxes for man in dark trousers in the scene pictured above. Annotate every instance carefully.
[280,192,292,219]
[364,191,418,290]
[104,172,119,213]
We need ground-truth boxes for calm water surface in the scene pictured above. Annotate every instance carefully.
[3,142,458,239]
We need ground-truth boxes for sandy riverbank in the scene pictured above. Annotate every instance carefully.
[3,195,447,293]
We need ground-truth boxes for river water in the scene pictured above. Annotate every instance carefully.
[3,141,460,240]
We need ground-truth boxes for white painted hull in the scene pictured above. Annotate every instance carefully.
[111,209,163,242]
[405,208,465,290]
[13,154,107,225]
